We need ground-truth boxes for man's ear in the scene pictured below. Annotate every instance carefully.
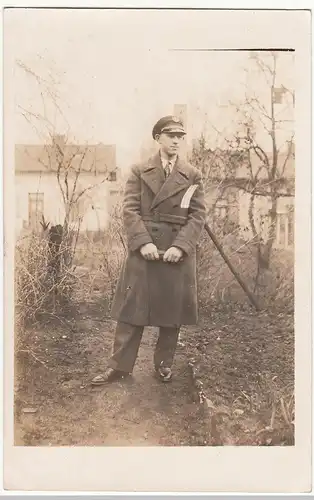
[154,134,160,142]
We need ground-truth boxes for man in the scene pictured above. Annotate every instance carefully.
[91,115,206,385]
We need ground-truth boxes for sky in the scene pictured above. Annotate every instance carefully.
[6,9,295,168]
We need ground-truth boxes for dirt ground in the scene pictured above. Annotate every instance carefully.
[14,303,294,446]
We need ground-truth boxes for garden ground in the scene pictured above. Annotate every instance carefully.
[14,303,294,447]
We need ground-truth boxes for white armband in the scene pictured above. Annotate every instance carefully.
[180,184,199,208]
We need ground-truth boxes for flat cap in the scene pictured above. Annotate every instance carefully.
[152,115,186,139]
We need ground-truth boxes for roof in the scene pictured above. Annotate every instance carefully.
[15,139,116,174]
[190,141,295,181]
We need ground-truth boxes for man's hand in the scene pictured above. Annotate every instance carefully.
[140,243,159,261]
[163,246,183,263]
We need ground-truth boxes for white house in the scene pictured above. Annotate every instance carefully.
[201,146,295,251]
[233,146,295,250]
[15,135,119,239]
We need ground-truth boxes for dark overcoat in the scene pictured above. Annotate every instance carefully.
[110,152,206,327]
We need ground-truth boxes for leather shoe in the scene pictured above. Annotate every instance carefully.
[91,368,128,385]
[155,365,172,382]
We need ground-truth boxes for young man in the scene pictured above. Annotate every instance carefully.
[91,115,206,385]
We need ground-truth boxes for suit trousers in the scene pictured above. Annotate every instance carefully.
[108,321,180,373]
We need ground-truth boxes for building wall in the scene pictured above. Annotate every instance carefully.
[15,171,115,238]
[204,184,294,251]
[237,191,294,249]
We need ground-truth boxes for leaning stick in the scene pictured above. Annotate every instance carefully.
[204,223,261,311]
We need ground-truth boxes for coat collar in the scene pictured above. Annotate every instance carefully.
[141,153,190,210]
[141,153,165,196]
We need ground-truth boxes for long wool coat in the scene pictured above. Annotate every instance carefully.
[110,152,206,327]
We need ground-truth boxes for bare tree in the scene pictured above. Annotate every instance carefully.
[229,51,295,272]
[15,57,115,318]
[189,51,294,300]
[16,58,113,266]
[194,52,294,271]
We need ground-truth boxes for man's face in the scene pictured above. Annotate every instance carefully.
[156,132,185,157]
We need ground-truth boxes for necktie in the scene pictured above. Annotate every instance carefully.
[164,161,171,178]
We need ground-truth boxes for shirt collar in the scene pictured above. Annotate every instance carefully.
[160,153,177,171]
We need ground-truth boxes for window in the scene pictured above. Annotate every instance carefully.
[275,206,294,249]
[214,199,228,219]
[108,171,117,182]
[28,193,44,232]
[278,214,286,247]
[273,88,284,104]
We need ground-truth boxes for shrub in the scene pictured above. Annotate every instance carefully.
[15,229,78,331]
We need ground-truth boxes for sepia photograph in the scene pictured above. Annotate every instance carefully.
[3,6,311,493]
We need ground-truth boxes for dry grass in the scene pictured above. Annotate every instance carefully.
[184,307,294,446]
[15,230,78,332]
[197,228,294,311]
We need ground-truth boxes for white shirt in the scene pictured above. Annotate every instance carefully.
[160,154,177,175]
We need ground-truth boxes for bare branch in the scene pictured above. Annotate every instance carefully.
[246,94,271,122]
[64,172,70,202]
[250,144,270,169]
[69,148,88,205]
[16,59,53,87]
[279,135,295,177]
[73,178,106,205]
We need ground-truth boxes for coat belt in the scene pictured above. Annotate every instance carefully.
[141,213,187,225]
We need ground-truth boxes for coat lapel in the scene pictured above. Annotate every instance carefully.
[151,157,190,210]
[141,154,165,196]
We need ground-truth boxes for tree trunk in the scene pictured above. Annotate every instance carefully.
[259,195,278,270]
[248,192,277,298]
